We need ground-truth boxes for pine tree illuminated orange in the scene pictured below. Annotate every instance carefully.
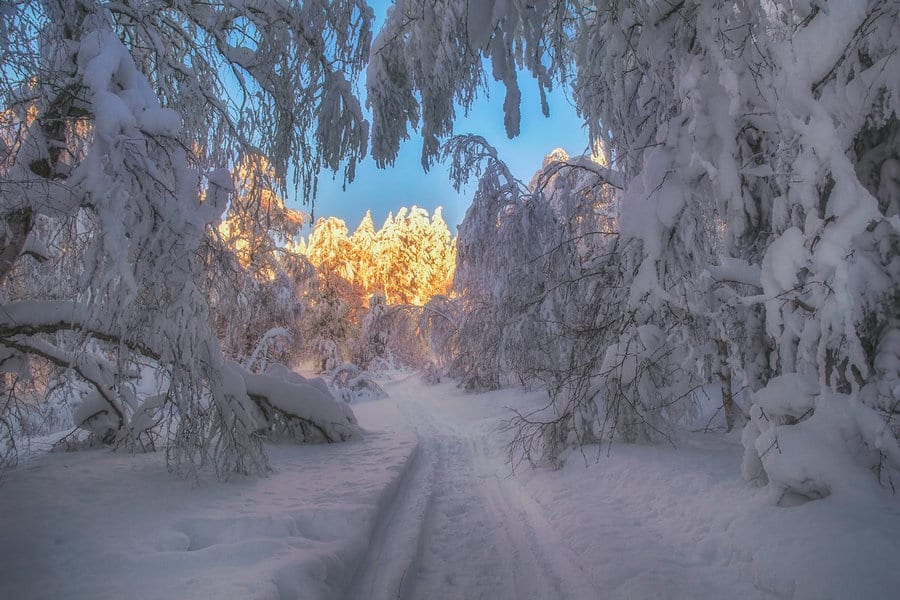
[301,206,456,307]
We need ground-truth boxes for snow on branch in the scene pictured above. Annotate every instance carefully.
[239,363,361,444]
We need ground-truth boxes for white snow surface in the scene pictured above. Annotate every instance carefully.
[2,375,898,599]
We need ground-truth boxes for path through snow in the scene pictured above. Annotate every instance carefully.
[349,377,900,600]
[347,377,597,600]
[2,375,898,599]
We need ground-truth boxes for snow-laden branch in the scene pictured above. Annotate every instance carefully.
[0,301,160,360]
[707,258,762,289]
[1,335,125,429]
[238,363,360,444]
[537,157,625,191]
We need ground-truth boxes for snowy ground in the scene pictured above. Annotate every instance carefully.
[2,375,899,599]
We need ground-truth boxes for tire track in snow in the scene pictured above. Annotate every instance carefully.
[347,379,597,600]
[343,419,436,600]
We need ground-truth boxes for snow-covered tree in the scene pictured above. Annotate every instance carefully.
[371,1,899,496]
[565,0,900,498]
[373,205,456,305]
[302,206,456,308]
[447,137,693,455]
[304,216,358,283]
[349,209,379,292]
[0,0,370,476]
[299,216,364,370]
[445,136,539,391]
[299,207,456,371]
[212,154,313,366]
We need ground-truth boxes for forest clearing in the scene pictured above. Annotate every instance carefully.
[2,1,898,598]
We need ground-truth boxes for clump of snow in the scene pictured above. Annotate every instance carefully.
[73,390,119,443]
[329,362,388,404]
[243,362,361,443]
[742,374,900,502]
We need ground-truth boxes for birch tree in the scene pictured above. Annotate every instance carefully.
[1,0,370,475]
[368,0,900,496]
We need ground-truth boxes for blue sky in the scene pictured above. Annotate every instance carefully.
[298,2,589,234]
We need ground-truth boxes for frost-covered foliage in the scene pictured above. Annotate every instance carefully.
[328,362,387,404]
[0,0,369,476]
[568,0,900,498]
[301,206,456,306]
[376,1,900,497]
[447,138,698,456]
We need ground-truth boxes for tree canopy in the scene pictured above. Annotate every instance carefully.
[1,0,898,499]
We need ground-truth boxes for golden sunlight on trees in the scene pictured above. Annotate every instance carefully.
[218,154,308,280]
[0,104,38,164]
[302,206,456,307]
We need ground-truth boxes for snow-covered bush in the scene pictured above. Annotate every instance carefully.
[245,363,361,443]
[742,374,900,503]
[328,362,387,404]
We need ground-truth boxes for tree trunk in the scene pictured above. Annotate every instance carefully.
[717,339,739,432]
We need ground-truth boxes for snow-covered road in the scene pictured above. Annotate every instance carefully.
[3,374,898,599]
[346,378,596,600]
[346,377,900,600]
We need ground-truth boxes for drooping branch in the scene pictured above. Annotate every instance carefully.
[0,336,124,429]
[0,301,161,360]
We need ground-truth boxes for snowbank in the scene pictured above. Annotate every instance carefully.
[0,398,418,600]
[516,420,900,599]
[5,377,897,599]
[443,383,900,599]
